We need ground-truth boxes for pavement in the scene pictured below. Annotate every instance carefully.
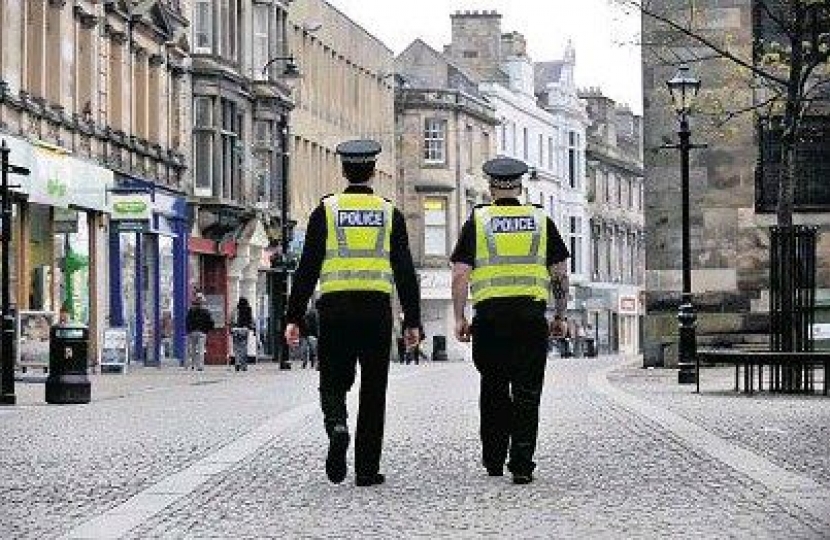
[0,356,829,539]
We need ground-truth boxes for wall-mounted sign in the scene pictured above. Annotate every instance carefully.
[619,296,638,315]
[110,193,152,231]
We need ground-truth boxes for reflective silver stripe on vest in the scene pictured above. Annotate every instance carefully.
[319,270,394,284]
[470,276,549,294]
[327,199,389,258]
[479,208,544,266]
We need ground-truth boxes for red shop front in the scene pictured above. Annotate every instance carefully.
[188,237,237,364]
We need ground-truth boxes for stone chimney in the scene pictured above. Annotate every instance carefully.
[444,10,503,81]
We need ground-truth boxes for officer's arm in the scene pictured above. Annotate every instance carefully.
[549,260,569,318]
[285,205,326,325]
[390,209,421,328]
[451,263,472,320]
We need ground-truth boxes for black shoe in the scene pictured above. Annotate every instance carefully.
[512,473,533,485]
[355,473,385,487]
[325,427,350,484]
[486,467,504,477]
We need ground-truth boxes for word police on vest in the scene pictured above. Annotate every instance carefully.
[490,216,537,233]
[337,209,385,227]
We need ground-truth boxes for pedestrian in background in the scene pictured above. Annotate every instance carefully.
[230,297,255,371]
[301,303,320,369]
[451,156,570,485]
[185,293,214,371]
[284,139,421,487]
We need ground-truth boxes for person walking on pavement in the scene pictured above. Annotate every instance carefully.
[230,297,255,371]
[185,293,214,370]
[451,156,570,485]
[301,304,320,369]
[284,139,421,487]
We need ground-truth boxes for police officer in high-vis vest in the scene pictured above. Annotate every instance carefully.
[450,156,570,485]
[285,139,421,487]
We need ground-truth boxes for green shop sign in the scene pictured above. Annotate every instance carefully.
[110,194,152,221]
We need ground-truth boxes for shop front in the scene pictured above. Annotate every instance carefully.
[108,178,187,366]
[3,135,112,365]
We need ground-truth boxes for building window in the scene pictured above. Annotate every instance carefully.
[133,54,148,138]
[756,116,830,211]
[423,197,447,256]
[219,0,239,62]
[220,99,242,199]
[466,125,474,173]
[252,4,269,80]
[568,215,583,275]
[253,120,273,204]
[75,23,94,121]
[547,136,554,170]
[538,134,544,168]
[108,38,124,131]
[194,0,212,53]
[193,96,214,195]
[568,131,578,189]
[423,118,446,164]
[500,121,507,152]
[522,127,529,160]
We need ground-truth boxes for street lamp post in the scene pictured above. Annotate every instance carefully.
[666,65,702,386]
[260,54,300,370]
[273,114,292,370]
[1,140,29,405]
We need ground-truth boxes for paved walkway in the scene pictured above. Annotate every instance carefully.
[1,357,828,539]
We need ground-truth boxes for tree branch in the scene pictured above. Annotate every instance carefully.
[716,91,785,126]
[623,0,790,87]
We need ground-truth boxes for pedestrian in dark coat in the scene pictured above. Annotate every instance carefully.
[186,293,214,370]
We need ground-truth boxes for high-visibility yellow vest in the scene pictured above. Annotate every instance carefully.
[470,205,550,304]
[320,193,394,294]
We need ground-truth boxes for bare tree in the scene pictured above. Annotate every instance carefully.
[616,0,830,226]
[618,0,830,353]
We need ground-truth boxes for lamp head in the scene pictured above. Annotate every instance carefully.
[666,65,701,115]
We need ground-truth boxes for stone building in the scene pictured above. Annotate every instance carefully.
[641,1,830,362]
[286,0,397,228]
[580,89,645,356]
[394,38,498,361]
[188,0,294,362]
[0,0,190,365]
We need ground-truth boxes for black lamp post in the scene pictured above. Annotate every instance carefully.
[261,55,300,370]
[666,65,702,386]
[1,140,30,405]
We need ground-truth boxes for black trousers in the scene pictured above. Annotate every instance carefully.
[318,304,392,477]
[472,311,548,475]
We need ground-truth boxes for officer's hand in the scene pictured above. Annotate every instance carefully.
[403,327,420,350]
[284,323,301,347]
[455,317,471,342]
[549,318,567,338]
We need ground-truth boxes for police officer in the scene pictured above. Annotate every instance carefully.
[450,156,570,485]
[284,139,421,487]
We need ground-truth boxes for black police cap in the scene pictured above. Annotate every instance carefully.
[482,157,528,189]
[336,139,382,164]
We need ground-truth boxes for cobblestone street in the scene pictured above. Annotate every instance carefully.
[1,357,829,539]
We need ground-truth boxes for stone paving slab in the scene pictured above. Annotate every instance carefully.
[3,358,830,539]
[609,360,830,489]
[116,359,828,539]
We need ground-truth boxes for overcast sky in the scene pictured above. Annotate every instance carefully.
[325,0,643,114]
